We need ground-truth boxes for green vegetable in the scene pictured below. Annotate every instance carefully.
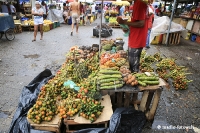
[138,76,159,81]
[100,84,123,89]
[98,74,122,79]
[99,70,121,74]
[142,81,159,85]
[99,78,122,84]
[100,81,123,87]
[134,73,146,77]
[138,81,147,86]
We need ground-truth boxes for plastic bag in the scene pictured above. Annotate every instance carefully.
[108,107,146,133]
[8,69,53,133]
[47,9,64,23]
[150,16,186,43]
[75,107,146,133]
[74,128,108,133]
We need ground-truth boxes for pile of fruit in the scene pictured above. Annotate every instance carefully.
[140,51,192,90]
[79,97,104,123]
[123,74,138,86]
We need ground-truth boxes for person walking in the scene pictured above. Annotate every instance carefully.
[146,4,154,49]
[68,0,80,36]
[85,4,92,25]
[91,3,96,17]
[117,0,148,73]
[32,1,44,42]
[41,1,47,19]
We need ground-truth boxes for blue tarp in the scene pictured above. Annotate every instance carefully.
[0,15,15,32]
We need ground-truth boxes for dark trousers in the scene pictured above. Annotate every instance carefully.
[128,47,143,73]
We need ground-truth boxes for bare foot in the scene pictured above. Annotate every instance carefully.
[40,36,43,40]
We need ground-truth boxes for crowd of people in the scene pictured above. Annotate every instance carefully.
[0,2,16,15]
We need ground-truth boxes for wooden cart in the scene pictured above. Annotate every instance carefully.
[101,78,166,122]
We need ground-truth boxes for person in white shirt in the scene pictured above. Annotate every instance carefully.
[10,3,16,15]
[32,1,44,42]
[91,3,95,16]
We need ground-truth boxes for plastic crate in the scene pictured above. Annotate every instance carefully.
[53,22,56,29]
[151,35,162,45]
[57,22,60,27]
[185,33,191,40]
[43,24,50,32]
[49,23,53,30]
[196,35,200,44]
[191,34,197,42]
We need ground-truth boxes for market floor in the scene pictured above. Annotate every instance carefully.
[0,19,200,133]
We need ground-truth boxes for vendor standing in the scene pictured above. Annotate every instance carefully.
[32,1,44,42]
[117,0,148,73]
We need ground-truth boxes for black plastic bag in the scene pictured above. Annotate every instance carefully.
[75,107,146,133]
[108,107,146,133]
[8,69,53,133]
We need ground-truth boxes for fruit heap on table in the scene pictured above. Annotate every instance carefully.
[27,38,191,124]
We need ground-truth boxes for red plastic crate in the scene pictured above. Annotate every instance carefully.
[196,36,200,44]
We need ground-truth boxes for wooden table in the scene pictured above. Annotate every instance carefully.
[101,78,166,122]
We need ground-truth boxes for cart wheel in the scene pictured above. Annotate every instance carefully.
[5,29,15,41]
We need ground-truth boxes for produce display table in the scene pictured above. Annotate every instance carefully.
[101,78,166,122]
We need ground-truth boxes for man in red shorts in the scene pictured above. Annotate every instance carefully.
[117,0,148,72]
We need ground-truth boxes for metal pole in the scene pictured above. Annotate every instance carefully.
[99,0,103,57]
[165,0,177,46]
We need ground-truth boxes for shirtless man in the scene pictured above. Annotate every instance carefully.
[69,0,80,36]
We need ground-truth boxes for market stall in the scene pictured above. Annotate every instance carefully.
[156,0,200,45]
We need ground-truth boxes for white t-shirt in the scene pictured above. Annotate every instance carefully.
[32,7,44,19]
[10,5,16,13]
[91,5,95,13]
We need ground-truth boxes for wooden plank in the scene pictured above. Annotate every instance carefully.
[139,91,149,112]
[174,33,178,44]
[145,91,154,111]
[147,89,162,121]
[132,93,138,110]
[33,126,60,133]
[162,34,166,44]
[110,92,116,108]
[177,33,181,44]
[117,92,123,107]
[64,119,108,125]
[124,92,130,107]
